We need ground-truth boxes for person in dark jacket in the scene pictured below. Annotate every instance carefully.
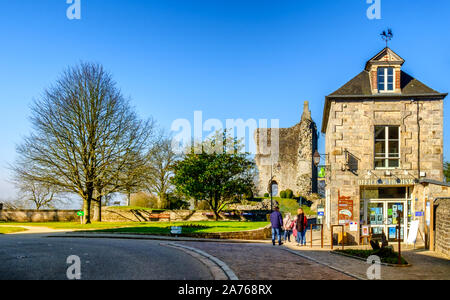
[270,206,283,246]
[296,208,308,246]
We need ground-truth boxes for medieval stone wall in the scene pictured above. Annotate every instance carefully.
[254,101,318,197]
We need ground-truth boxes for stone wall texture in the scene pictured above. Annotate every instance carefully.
[254,101,318,197]
[178,224,272,240]
[434,198,450,257]
[0,210,78,222]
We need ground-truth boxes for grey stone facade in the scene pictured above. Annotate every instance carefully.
[322,47,447,245]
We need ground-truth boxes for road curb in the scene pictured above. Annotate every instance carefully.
[47,233,271,244]
[164,242,239,281]
[282,247,366,280]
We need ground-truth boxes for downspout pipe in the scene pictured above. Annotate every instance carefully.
[415,99,421,179]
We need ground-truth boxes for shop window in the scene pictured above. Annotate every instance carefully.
[374,126,400,169]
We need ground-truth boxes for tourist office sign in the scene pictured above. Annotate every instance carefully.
[358,178,416,186]
[338,190,353,225]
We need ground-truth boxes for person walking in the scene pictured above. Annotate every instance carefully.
[296,208,308,246]
[283,213,294,242]
[270,206,283,246]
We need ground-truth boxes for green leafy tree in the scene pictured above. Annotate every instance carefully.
[444,161,450,182]
[171,132,255,220]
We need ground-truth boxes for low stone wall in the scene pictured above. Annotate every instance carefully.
[434,198,450,257]
[116,224,272,240]
[183,224,272,240]
[0,210,78,222]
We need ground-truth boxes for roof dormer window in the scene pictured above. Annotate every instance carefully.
[377,67,394,92]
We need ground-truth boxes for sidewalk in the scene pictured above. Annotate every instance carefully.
[283,229,450,280]
[177,241,356,280]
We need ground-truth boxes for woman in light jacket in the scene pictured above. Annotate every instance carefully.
[283,213,294,242]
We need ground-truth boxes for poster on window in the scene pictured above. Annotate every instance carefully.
[338,190,353,225]
[361,225,370,237]
[389,227,397,239]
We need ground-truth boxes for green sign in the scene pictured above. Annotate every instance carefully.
[77,211,85,217]
[318,167,326,178]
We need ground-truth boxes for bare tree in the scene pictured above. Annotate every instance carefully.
[144,136,179,208]
[1,198,31,210]
[12,63,154,223]
[17,181,62,210]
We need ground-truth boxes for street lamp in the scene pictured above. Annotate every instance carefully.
[313,150,321,167]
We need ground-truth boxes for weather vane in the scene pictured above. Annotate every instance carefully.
[380,29,394,48]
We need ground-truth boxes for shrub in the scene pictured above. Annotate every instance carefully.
[264,193,270,198]
[285,189,294,199]
[244,189,254,200]
[196,200,212,210]
[280,190,287,199]
[167,195,190,210]
[130,192,159,208]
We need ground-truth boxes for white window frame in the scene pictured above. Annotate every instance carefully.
[374,126,400,170]
[377,67,395,93]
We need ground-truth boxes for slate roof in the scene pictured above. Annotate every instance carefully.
[329,70,440,97]
[321,50,447,133]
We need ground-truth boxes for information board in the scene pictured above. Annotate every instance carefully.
[338,190,353,225]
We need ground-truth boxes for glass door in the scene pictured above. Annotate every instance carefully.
[367,201,385,239]
[386,201,406,242]
[366,200,407,242]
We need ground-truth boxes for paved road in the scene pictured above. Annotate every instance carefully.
[178,241,356,280]
[0,235,213,280]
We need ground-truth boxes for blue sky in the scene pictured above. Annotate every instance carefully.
[0,0,449,199]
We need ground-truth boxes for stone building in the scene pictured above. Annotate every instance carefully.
[321,47,448,246]
[254,101,318,197]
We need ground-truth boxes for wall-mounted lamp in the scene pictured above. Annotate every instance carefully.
[367,170,383,184]
[404,170,419,183]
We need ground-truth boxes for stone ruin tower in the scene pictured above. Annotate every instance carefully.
[254,101,318,197]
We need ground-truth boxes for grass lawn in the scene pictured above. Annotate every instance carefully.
[106,206,170,212]
[93,221,269,234]
[0,227,28,234]
[334,249,409,265]
[253,197,317,217]
[0,221,269,234]
[107,206,154,211]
